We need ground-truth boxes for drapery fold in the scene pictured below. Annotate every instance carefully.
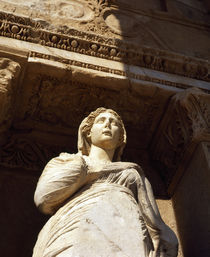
[33,153,178,257]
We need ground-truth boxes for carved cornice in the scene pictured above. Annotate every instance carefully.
[30,51,207,92]
[151,88,210,195]
[0,11,209,83]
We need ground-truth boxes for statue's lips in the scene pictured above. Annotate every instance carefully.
[102,130,112,136]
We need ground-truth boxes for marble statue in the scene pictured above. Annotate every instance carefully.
[33,107,178,257]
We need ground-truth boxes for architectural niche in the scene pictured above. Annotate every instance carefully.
[0,0,209,257]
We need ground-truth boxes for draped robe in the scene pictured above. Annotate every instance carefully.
[33,153,178,257]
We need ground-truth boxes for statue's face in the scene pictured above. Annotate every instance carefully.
[89,111,121,150]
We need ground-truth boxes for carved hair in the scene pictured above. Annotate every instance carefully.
[78,107,126,161]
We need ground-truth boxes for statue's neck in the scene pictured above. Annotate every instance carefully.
[88,145,114,163]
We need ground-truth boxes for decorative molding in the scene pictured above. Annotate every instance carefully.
[0,58,21,132]
[0,11,209,83]
[151,87,210,195]
[29,51,209,93]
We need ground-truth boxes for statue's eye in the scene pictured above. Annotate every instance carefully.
[96,118,105,124]
[111,120,118,126]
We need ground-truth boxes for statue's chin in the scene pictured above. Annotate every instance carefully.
[92,139,118,151]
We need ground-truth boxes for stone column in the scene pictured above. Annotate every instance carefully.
[173,141,210,257]
[151,87,210,256]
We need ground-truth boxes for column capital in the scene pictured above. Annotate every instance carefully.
[151,87,210,195]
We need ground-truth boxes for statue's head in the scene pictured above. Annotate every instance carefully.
[78,107,126,161]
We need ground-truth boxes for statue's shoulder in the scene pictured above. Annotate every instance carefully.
[108,161,143,172]
[58,152,76,159]
[116,161,145,175]
[117,161,140,168]
[47,152,85,165]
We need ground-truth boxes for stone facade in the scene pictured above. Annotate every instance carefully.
[0,1,209,256]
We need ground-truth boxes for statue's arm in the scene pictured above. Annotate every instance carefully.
[136,169,178,257]
[34,153,87,215]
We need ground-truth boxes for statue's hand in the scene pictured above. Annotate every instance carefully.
[149,224,178,257]
[159,225,178,257]
[35,153,87,214]
[149,229,160,257]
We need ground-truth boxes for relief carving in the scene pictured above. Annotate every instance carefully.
[0,136,71,171]
[0,58,20,133]
[0,11,209,82]
[51,1,93,21]
[0,0,94,23]
[151,87,210,193]
[103,9,149,38]
[21,74,161,146]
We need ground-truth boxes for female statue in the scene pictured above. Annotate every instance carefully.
[33,107,178,257]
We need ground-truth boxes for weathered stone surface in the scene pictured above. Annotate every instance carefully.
[33,108,178,257]
[0,0,210,78]
[0,1,209,256]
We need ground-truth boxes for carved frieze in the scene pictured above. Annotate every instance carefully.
[0,10,209,83]
[151,87,210,194]
[0,58,20,133]
[20,73,161,137]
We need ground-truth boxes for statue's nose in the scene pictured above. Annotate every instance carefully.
[104,120,111,128]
